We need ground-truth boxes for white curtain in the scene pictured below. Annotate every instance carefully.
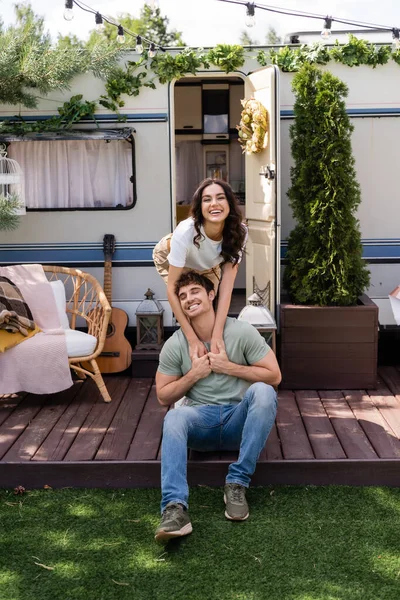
[8,139,133,209]
[175,141,203,205]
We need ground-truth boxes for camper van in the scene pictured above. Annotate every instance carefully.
[0,48,399,331]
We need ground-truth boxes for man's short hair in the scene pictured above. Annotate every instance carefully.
[174,271,214,297]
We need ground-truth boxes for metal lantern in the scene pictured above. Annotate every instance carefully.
[0,143,25,215]
[135,288,164,350]
[238,292,277,352]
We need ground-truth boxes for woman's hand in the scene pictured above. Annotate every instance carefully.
[210,335,225,355]
[188,337,207,360]
[208,341,231,375]
[190,348,212,381]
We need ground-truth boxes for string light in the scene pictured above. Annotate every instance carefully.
[65,0,166,53]
[117,25,126,44]
[95,12,104,32]
[149,42,157,58]
[136,35,144,54]
[216,0,396,36]
[321,16,333,41]
[392,28,400,50]
[63,0,74,21]
[245,3,256,28]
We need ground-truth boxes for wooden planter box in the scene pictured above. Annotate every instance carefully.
[280,294,378,389]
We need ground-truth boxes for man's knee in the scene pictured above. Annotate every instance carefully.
[163,406,193,435]
[248,382,277,412]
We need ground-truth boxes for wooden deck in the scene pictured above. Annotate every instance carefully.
[1,367,400,489]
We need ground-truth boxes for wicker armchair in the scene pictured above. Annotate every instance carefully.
[43,266,112,402]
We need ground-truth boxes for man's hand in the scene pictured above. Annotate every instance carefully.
[208,341,232,375]
[190,348,212,381]
[188,338,207,360]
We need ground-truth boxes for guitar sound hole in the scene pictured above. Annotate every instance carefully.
[106,323,115,337]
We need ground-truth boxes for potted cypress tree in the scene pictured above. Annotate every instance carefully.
[281,63,378,389]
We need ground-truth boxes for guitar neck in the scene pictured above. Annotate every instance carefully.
[103,260,112,306]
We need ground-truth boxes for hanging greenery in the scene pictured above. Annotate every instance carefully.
[0,96,98,134]
[283,64,370,306]
[0,30,400,132]
[0,194,22,231]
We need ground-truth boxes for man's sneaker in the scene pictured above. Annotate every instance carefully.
[154,502,193,542]
[224,483,249,521]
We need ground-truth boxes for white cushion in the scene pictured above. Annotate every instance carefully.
[65,329,97,358]
[49,280,70,329]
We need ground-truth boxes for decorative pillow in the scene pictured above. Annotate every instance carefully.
[49,280,70,329]
[0,324,41,352]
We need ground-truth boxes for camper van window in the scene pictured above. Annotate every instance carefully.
[7,138,135,211]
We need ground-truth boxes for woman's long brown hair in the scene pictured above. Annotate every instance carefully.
[190,178,246,265]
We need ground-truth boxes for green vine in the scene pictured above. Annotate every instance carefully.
[206,44,245,73]
[0,95,97,134]
[330,35,391,68]
[260,37,393,72]
[1,35,400,135]
[150,48,210,83]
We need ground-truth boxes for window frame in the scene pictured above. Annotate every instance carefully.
[1,128,137,212]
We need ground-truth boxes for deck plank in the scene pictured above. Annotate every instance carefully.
[33,381,100,462]
[126,384,168,460]
[0,394,48,460]
[3,386,81,462]
[64,377,130,461]
[95,379,152,460]
[260,423,282,460]
[319,391,377,459]
[295,390,346,459]
[276,391,314,459]
[343,389,400,458]
[0,393,26,428]
[368,379,400,440]
[378,366,400,396]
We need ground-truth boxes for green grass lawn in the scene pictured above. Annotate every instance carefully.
[1,485,400,600]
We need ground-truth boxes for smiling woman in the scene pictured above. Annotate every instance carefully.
[153,177,247,358]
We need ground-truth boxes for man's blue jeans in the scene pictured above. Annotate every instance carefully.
[160,382,277,512]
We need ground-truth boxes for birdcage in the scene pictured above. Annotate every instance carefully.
[0,143,25,215]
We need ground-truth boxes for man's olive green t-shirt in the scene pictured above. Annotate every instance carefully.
[157,317,270,406]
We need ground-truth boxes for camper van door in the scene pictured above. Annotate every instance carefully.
[244,65,280,318]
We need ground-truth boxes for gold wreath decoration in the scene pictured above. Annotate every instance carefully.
[237,98,269,154]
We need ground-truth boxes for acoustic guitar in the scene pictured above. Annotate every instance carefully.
[94,234,132,373]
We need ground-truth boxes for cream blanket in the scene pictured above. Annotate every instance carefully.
[0,264,73,394]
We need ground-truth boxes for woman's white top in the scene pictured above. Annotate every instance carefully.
[167,217,246,271]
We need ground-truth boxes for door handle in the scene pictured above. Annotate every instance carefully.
[260,165,275,180]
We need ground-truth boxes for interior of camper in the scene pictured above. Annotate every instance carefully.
[173,76,247,295]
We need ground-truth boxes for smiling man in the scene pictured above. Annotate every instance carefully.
[154,271,281,543]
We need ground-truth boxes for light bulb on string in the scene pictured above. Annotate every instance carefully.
[117,25,126,44]
[321,16,332,41]
[392,28,400,51]
[95,12,104,33]
[63,0,74,21]
[149,42,157,58]
[136,36,144,54]
[245,2,256,28]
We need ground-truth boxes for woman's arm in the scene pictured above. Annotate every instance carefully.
[167,265,207,358]
[210,261,238,353]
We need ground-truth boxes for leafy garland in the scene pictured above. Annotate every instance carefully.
[237,99,269,154]
[1,36,400,134]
